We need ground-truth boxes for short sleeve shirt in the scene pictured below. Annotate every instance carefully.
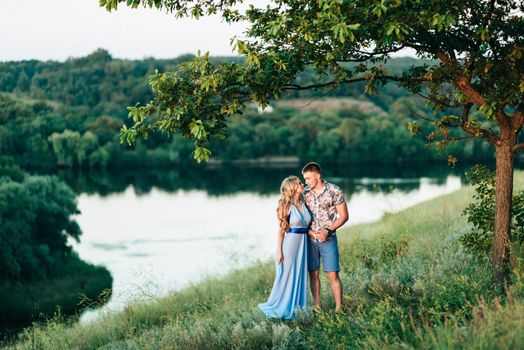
[303,182,346,233]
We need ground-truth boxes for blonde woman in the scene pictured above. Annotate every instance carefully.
[258,176,311,319]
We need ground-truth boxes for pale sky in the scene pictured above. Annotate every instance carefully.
[1,0,415,62]
[0,0,248,62]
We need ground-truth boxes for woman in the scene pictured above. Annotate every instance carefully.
[258,176,311,319]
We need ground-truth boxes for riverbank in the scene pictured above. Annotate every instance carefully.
[6,174,524,349]
[0,255,112,341]
[0,160,113,343]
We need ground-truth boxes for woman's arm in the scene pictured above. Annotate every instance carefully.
[276,208,286,264]
[276,228,284,264]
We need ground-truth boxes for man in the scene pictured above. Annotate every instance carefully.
[302,162,349,311]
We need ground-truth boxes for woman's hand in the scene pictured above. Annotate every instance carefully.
[317,229,329,242]
[308,229,320,242]
[277,251,284,264]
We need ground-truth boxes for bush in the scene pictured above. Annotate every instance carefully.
[0,159,112,329]
[461,165,524,256]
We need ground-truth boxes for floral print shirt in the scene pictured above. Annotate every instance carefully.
[303,182,346,234]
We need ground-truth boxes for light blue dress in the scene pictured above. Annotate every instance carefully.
[259,203,311,319]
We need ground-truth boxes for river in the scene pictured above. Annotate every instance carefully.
[55,163,464,322]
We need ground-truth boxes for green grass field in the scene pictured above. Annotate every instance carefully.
[7,174,524,349]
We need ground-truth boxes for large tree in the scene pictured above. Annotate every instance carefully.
[101,0,524,284]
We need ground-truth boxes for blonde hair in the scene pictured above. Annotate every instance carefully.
[277,176,302,233]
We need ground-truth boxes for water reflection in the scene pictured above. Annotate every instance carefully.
[57,162,465,197]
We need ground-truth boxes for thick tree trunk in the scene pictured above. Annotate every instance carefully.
[493,128,516,285]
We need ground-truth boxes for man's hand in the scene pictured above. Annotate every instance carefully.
[308,229,320,241]
[317,229,329,242]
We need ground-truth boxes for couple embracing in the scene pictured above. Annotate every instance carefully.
[259,162,349,319]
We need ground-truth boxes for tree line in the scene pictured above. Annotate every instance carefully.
[0,50,494,169]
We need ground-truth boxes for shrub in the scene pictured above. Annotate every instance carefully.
[461,165,524,256]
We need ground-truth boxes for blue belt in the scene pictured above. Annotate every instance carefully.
[288,227,308,234]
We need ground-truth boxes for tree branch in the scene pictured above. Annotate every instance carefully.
[436,51,487,106]
[514,143,524,152]
[415,103,497,145]
[284,85,339,109]
[411,110,438,123]
[511,102,524,133]
[352,46,406,56]
[282,75,429,91]
[460,103,473,124]
[404,40,436,53]
[458,103,498,145]
[448,136,476,142]
[302,47,409,64]
[334,58,375,63]
[413,91,461,108]
[411,108,477,144]
[495,109,512,133]
[282,78,368,90]
[455,76,486,106]
[483,0,497,28]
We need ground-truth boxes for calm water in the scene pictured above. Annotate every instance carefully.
[56,163,465,322]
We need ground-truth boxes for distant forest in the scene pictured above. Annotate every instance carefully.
[0,49,494,169]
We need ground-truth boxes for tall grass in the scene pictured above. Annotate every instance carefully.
[6,174,524,349]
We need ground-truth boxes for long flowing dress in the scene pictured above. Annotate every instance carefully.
[258,203,311,319]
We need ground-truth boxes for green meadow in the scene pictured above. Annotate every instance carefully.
[7,174,524,349]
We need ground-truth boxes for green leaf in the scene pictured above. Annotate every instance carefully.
[479,103,496,119]
[246,53,260,67]
[236,40,247,55]
[407,121,422,136]
[191,5,203,19]
[479,28,490,42]
[385,23,396,36]
[120,126,137,146]
[194,146,211,163]
[189,120,206,139]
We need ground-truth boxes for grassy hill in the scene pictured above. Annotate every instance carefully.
[6,174,524,349]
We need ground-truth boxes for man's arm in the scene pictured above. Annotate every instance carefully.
[330,202,349,231]
[318,202,349,242]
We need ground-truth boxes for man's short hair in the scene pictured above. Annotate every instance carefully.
[301,162,322,176]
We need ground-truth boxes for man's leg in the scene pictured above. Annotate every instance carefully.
[327,271,343,311]
[320,236,342,310]
[309,270,321,309]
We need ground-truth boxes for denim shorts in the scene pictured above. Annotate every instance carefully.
[307,234,340,272]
